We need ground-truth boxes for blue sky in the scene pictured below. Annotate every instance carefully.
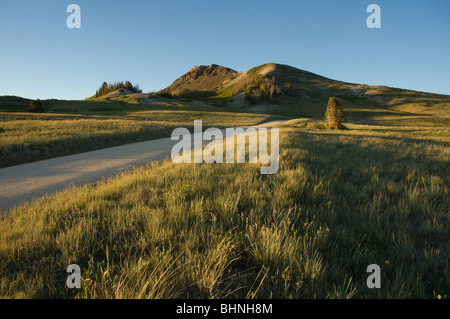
[0,0,449,100]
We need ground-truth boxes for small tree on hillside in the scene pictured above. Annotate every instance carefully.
[325,97,346,129]
[28,99,44,113]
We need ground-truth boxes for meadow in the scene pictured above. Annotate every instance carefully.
[1,118,448,299]
[0,98,277,168]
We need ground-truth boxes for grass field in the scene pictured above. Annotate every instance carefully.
[0,98,279,168]
[1,120,448,299]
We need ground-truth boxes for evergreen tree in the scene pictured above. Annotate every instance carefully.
[124,81,133,91]
[325,97,346,129]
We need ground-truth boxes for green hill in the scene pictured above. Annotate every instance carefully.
[158,62,450,120]
[158,64,240,99]
[1,62,449,122]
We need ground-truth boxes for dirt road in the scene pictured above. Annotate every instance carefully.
[0,121,284,212]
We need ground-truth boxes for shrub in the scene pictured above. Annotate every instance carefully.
[325,97,346,129]
[28,99,44,113]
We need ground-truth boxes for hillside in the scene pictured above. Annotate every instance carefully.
[159,64,240,99]
[1,62,449,122]
[158,63,450,119]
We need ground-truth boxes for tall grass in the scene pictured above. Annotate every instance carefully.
[0,124,448,299]
[0,110,274,168]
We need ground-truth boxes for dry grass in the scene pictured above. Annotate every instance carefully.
[1,122,448,299]
[0,109,276,168]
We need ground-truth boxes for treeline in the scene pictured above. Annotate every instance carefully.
[95,81,142,98]
[157,90,176,99]
[244,76,281,105]
[156,75,298,104]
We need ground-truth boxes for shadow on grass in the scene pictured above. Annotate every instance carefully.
[282,129,448,297]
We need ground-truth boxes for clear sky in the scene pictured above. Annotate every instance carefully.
[0,0,449,100]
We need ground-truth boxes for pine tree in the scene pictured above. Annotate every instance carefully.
[325,97,346,129]
[125,81,133,91]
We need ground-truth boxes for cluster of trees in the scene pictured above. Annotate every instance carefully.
[281,82,297,97]
[157,90,177,99]
[244,76,281,105]
[95,81,142,98]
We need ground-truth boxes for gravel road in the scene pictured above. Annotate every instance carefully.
[0,121,285,212]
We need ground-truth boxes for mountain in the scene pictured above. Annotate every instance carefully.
[158,62,450,118]
[159,64,240,99]
[1,63,448,120]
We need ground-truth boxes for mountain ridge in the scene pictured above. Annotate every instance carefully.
[156,62,450,117]
[1,62,449,119]
[159,64,240,98]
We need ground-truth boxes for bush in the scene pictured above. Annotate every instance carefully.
[28,99,44,113]
[325,97,346,129]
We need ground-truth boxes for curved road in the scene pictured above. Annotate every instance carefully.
[0,121,284,212]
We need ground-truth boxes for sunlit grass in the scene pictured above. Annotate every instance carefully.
[0,110,276,167]
[1,123,448,299]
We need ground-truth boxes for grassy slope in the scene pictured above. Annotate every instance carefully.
[0,96,280,168]
[266,63,450,119]
[0,120,448,299]
[159,63,450,120]
[159,65,240,98]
